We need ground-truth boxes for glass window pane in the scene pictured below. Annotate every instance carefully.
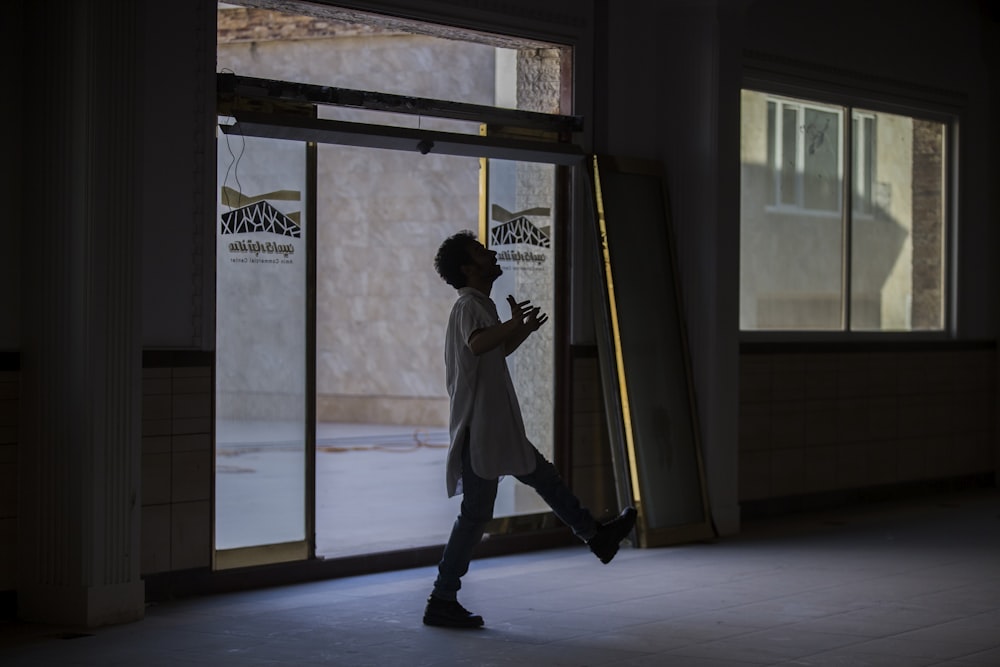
[802,107,840,211]
[851,111,946,330]
[487,158,555,517]
[740,91,844,330]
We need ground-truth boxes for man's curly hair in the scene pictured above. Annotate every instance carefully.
[434,230,477,289]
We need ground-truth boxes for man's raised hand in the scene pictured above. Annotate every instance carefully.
[525,305,549,331]
[507,294,548,332]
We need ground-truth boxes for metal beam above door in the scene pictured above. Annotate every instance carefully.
[219,73,583,135]
[222,111,585,165]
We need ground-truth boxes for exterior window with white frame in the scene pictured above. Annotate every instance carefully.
[766,99,842,214]
[740,89,947,332]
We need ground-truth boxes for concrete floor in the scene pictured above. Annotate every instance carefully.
[3,487,999,666]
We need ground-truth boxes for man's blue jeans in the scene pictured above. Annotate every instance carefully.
[432,442,599,601]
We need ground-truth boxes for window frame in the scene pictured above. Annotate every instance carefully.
[851,110,877,220]
[740,75,959,342]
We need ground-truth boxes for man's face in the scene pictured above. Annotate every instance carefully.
[463,240,502,283]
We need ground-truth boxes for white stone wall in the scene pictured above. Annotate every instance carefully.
[218,33,495,426]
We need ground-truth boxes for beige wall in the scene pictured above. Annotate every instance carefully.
[218,30,496,426]
[217,20,564,430]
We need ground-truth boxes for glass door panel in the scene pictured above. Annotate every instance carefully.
[484,158,557,518]
[215,126,310,567]
[312,142,469,559]
[312,148,564,558]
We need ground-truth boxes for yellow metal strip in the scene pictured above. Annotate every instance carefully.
[220,186,302,207]
[591,156,641,505]
[214,540,309,570]
[478,124,489,244]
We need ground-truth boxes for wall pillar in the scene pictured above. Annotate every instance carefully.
[18,0,144,626]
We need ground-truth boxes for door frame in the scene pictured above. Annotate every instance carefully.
[214,75,585,569]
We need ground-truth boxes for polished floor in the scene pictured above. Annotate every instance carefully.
[2,487,999,666]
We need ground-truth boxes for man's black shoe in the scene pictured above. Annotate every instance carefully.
[422,596,485,628]
[588,506,638,564]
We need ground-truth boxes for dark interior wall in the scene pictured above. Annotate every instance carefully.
[1,2,23,349]
[743,0,983,85]
[594,0,998,530]
[4,0,995,619]
[597,0,742,533]
[141,0,217,348]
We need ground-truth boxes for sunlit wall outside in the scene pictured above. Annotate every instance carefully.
[739,89,946,332]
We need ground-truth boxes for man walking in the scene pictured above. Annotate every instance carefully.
[424,230,636,629]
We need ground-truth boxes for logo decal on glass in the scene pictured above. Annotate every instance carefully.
[489,205,551,248]
[220,187,302,238]
[220,187,301,264]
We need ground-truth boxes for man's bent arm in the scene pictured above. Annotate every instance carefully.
[502,325,533,356]
[468,319,521,356]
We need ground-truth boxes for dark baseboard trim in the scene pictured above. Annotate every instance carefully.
[3,350,214,370]
[740,473,997,521]
[740,339,997,355]
[0,351,19,371]
[144,528,577,603]
[0,589,15,620]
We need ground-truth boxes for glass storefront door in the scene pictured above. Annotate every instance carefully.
[214,127,312,568]
[214,104,577,566]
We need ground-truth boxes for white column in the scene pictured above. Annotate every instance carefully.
[18,0,144,626]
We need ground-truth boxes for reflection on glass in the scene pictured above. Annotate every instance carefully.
[487,158,555,517]
[742,90,948,331]
[802,107,840,211]
[741,91,844,330]
[851,111,946,330]
[215,130,308,550]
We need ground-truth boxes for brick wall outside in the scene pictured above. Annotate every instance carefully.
[217,7,399,44]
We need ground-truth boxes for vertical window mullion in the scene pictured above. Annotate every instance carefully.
[855,117,865,208]
[842,106,854,331]
[771,101,781,206]
[795,106,805,208]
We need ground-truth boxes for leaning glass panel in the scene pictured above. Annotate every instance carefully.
[850,111,946,331]
[740,90,844,330]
